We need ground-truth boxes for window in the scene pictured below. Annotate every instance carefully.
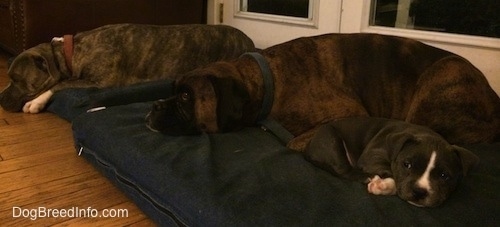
[243,0,309,18]
[236,0,319,27]
[371,0,500,38]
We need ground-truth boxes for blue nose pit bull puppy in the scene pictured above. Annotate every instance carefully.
[0,24,255,113]
[304,117,480,207]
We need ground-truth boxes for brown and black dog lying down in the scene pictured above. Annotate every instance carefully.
[0,24,255,113]
[146,33,500,151]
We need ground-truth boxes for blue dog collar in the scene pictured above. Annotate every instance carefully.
[240,52,294,145]
[240,52,274,122]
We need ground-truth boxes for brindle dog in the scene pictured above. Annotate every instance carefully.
[146,33,500,151]
[0,24,255,113]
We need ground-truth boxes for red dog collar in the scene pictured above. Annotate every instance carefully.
[63,34,74,75]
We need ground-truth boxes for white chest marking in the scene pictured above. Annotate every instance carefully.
[416,151,437,191]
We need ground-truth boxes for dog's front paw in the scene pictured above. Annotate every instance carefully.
[367,175,397,195]
[22,90,53,114]
[287,138,307,151]
[23,100,45,113]
[287,130,317,152]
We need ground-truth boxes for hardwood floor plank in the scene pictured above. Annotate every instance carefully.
[0,114,70,147]
[0,143,77,174]
[0,172,104,210]
[0,154,94,194]
[0,127,74,160]
[3,111,63,125]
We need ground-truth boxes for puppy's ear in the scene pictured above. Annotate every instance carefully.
[209,76,250,132]
[452,145,480,176]
[385,132,418,158]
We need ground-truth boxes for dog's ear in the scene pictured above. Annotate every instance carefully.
[385,132,419,159]
[46,42,67,80]
[209,76,250,132]
[451,145,480,176]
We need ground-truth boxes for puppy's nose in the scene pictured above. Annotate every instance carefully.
[412,187,428,200]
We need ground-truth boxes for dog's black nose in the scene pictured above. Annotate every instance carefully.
[153,99,168,111]
[412,187,428,200]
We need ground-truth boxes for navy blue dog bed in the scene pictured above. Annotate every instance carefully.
[47,82,500,226]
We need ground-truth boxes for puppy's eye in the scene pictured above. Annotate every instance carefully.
[440,172,450,181]
[180,92,190,101]
[403,161,412,169]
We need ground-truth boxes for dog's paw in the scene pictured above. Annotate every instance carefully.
[287,139,306,151]
[23,100,45,113]
[367,175,397,195]
[287,130,316,152]
[22,90,53,114]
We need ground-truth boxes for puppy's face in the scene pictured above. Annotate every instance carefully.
[391,140,479,207]
[146,64,251,135]
[0,43,62,112]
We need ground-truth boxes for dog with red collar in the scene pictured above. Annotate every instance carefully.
[0,24,254,113]
[304,117,479,207]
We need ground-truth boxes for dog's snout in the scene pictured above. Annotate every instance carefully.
[145,96,201,136]
[412,187,428,200]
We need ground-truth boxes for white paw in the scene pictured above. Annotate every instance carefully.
[22,90,53,114]
[23,100,45,113]
[367,175,397,195]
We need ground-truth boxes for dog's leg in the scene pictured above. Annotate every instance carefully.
[304,124,370,182]
[288,128,317,152]
[23,90,54,113]
[367,175,397,195]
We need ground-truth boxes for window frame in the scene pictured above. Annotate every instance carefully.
[360,0,500,50]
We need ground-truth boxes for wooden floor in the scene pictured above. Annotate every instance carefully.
[0,50,155,226]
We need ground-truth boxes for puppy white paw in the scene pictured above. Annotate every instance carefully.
[367,175,397,195]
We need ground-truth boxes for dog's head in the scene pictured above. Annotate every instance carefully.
[389,133,479,207]
[0,43,65,112]
[145,62,253,135]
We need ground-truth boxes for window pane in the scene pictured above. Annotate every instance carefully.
[371,0,500,38]
[243,0,310,18]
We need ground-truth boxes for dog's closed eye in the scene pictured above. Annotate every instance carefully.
[33,56,48,73]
